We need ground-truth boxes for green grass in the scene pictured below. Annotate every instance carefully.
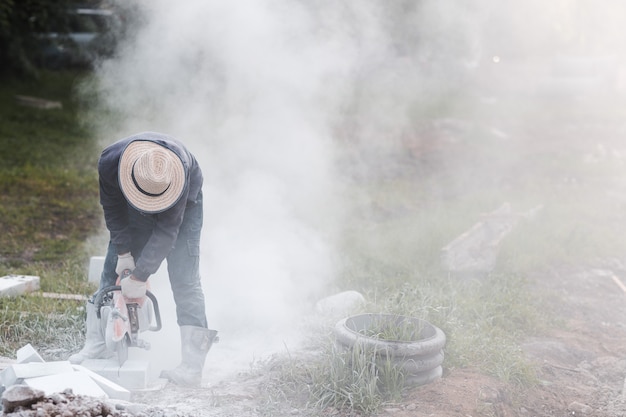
[0,296,87,360]
[2,70,626,415]
[0,70,101,358]
[0,71,95,168]
[258,271,544,415]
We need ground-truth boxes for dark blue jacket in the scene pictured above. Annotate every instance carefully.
[98,132,203,281]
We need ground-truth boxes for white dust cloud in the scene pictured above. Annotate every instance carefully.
[90,0,361,377]
[87,0,626,380]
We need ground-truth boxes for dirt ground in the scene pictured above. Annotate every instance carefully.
[397,265,626,417]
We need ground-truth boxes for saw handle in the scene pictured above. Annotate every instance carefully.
[93,285,162,332]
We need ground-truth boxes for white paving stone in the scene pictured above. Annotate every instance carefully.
[25,370,107,398]
[88,256,105,283]
[0,361,73,386]
[16,343,44,364]
[3,346,146,400]
[71,365,131,401]
[0,275,40,297]
[81,359,151,390]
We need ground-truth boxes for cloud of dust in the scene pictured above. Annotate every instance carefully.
[85,0,626,380]
[88,0,364,378]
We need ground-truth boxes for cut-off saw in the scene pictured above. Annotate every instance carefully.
[93,270,162,365]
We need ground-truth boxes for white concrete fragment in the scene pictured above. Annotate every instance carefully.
[0,361,73,386]
[72,365,131,401]
[81,359,151,390]
[88,256,105,283]
[25,371,107,398]
[16,344,44,364]
[0,275,40,297]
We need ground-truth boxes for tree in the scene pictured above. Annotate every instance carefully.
[0,0,72,77]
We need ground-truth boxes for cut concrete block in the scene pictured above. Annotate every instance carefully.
[0,275,40,297]
[71,365,131,401]
[25,371,107,398]
[0,361,73,386]
[81,359,151,390]
[88,256,105,283]
[16,344,44,364]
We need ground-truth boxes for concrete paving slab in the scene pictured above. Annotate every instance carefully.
[25,370,107,397]
[0,275,40,297]
[16,344,44,364]
[80,359,151,391]
[0,361,73,386]
[71,365,131,401]
[88,256,105,283]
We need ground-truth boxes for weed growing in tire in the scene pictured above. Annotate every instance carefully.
[354,315,426,342]
[309,342,401,414]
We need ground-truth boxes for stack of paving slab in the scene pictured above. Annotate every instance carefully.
[0,344,131,401]
[0,275,40,298]
[0,273,156,398]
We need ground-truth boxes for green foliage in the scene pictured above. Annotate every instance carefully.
[0,0,74,76]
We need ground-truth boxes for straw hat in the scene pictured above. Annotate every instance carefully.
[118,140,186,213]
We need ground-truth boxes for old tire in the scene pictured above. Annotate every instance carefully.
[333,313,446,387]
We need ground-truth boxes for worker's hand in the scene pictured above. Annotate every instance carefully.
[121,275,147,299]
[115,252,135,276]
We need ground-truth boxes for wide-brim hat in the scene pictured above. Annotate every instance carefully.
[119,140,186,213]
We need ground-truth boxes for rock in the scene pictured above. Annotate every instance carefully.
[568,401,593,414]
[478,386,500,402]
[115,401,149,415]
[315,291,365,317]
[2,384,45,413]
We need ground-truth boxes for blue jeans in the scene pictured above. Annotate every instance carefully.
[100,192,208,328]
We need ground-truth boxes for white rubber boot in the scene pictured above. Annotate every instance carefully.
[68,300,114,364]
[160,326,218,387]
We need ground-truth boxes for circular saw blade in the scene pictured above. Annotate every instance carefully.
[116,336,129,365]
[106,318,130,365]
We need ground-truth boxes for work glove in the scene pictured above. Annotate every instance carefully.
[121,275,147,299]
[115,252,135,277]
